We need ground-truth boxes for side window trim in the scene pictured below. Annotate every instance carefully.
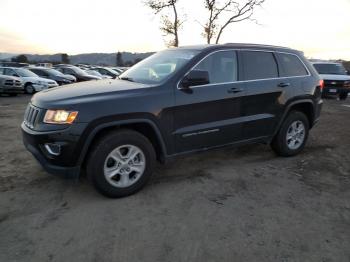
[177,48,311,89]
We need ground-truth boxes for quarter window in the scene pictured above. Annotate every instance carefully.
[241,51,278,80]
[279,53,308,77]
[193,51,237,84]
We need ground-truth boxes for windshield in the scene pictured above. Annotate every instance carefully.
[70,66,89,75]
[119,49,200,84]
[47,69,65,76]
[313,63,347,75]
[15,68,38,77]
[86,70,102,77]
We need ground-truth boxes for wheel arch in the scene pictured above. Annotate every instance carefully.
[78,119,168,168]
[272,99,315,139]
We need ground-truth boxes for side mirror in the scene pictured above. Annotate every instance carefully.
[180,70,210,89]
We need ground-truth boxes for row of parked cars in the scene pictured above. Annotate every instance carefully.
[0,64,128,95]
[0,59,349,100]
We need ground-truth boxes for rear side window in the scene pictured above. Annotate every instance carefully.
[193,50,238,84]
[241,51,278,80]
[279,53,308,77]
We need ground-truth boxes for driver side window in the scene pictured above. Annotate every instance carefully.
[5,69,17,77]
[193,50,237,84]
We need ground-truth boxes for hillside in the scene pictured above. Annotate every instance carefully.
[0,52,154,66]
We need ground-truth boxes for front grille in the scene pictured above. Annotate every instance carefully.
[4,80,14,86]
[324,80,344,88]
[24,104,41,129]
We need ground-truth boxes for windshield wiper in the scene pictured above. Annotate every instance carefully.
[119,76,134,82]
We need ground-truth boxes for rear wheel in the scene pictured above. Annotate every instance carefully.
[86,129,156,198]
[271,111,309,157]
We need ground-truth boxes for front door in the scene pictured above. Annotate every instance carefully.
[173,50,246,153]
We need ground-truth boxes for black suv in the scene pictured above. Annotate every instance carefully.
[22,44,323,197]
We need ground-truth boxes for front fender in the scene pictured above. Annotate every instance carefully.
[76,118,168,166]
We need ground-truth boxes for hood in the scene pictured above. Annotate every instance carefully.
[31,79,152,108]
[85,74,102,80]
[22,76,56,83]
[319,74,350,81]
[62,74,76,81]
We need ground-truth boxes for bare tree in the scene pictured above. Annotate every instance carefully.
[201,0,265,44]
[145,0,183,47]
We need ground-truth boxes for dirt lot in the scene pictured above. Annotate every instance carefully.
[0,94,349,262]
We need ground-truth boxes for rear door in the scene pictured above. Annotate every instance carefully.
[275,52,310,96]
[174,50,246,153]
[239,50,281,140]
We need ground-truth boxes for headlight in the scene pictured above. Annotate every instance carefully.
[43,110,78,124]
[344,81,350,88]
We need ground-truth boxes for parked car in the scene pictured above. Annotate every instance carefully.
[111,67,129,73]
[92,67,119,78]
[35,63,52,68]
[312,62,350,100]
[0,75,23,96]
[22,43,323,197]
[28,67,76,85]
[56,66,101,82]
[85,69,112,79]
[0,62,29,68]
[0,67,58,94]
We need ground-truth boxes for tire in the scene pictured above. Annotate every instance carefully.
[271,111,309,157]
[25,84,35,94]
[339,92,348,100]
[86,129,156,198]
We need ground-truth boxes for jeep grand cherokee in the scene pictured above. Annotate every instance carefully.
[22,44,323,197]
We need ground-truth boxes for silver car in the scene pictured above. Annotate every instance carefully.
[0,75,23,96]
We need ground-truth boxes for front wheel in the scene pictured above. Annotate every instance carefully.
[25,84,35,94]
[271,111,309,157]
[86,129,156,198]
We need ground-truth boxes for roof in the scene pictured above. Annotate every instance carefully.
[177,43,297,53]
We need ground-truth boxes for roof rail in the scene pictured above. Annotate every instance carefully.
[224,43,291,50]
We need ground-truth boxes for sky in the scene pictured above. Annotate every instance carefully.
[0,0,349,60]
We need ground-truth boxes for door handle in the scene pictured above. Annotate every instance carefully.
[227,87,243,94]
[278,82,290,88]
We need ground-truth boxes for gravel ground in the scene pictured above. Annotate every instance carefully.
[0,94,349,262]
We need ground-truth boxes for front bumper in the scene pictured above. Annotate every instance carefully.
[0,86,24,93]
[33,84,49,92]
[21,122,84,178]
